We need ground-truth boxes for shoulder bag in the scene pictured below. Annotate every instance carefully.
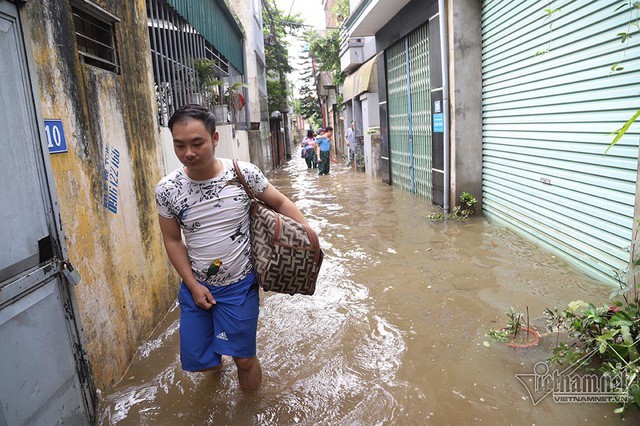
[233,160,323,295]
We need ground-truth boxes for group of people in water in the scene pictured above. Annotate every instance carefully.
[301,127,334,175]
[301,121,356,176]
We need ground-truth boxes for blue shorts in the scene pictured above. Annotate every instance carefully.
[178,273,259,371]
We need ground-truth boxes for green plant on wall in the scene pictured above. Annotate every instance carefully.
[534,1,562,56]
[428,191,478,221]
[610,0,640,73]
[534,1,640,153]
[607,1,640,153]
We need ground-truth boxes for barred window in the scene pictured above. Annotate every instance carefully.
[72,1,120,73]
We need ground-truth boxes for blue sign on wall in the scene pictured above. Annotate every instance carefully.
[44,119,68,154]
[433,113,444,133]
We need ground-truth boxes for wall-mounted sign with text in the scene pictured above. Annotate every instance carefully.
[44,119,68,154]
[433,113,444,133]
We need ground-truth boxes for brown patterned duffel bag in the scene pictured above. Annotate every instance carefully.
[233,160,323,295]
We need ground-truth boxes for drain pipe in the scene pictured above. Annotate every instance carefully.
[438,0,451,214]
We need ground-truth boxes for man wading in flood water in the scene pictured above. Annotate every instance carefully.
[155,104,309,391]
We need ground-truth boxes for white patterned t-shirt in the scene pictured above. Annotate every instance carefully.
[155,158,268,286]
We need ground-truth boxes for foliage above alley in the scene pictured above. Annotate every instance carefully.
[261,0,302,114]
[294,32,322,127]
[308,29,345,87]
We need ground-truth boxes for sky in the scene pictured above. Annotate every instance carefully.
[274,0,326,31]
[274,0,327,98]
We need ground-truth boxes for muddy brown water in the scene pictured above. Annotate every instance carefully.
[99,158,639,425]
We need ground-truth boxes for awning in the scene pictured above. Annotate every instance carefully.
[343,53,379,102]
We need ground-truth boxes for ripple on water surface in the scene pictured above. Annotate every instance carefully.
[99,158,640,425]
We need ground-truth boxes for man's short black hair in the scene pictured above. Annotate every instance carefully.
[168,104,216,135]
[325,126,333,132]
[307,129,315,138]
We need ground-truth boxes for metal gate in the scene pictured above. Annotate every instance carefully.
[386,23,432,199]
[482,0,640,282]
[0,1,96,423]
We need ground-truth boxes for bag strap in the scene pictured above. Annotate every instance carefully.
[233,159,255,200]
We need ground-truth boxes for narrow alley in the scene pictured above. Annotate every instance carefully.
[99,158,638,425]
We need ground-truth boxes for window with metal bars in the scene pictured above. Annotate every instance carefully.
[72,3,120,73]
[146,0,242,126]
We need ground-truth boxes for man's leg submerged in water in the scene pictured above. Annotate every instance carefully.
[233,356,262,391]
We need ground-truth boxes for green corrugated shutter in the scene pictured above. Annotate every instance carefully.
[482,0,640,283]
[386,23,432,199]
[387,40,412,193]
[166,0,244,74]
[409,24,432,199]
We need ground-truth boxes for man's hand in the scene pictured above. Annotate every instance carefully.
[187,282,216,309]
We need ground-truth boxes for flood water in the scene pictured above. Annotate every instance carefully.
[99,157,639,425]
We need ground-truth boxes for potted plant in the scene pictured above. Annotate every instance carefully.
[487,307,541,349]
[542,279,640,413]
[225,82,247,129]
[193,58,223,111]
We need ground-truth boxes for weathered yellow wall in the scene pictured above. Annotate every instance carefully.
[22,0,178,389]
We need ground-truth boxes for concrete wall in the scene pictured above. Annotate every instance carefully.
[217,126,251,162]
[159,127,182,174]
[447,0,483,209]
[23,0,178,390]
[360,92,380,176]
[363,37,377,61]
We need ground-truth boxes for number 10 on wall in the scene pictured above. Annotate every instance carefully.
[44,119,68,154]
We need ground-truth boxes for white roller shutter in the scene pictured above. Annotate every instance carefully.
[482,0,640,283]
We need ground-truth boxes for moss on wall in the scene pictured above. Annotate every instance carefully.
[23,0,178,390]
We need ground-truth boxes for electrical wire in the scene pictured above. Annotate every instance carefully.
[286,0,296,23]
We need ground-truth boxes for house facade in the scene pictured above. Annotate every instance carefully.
[0,0,271,423]
[231,0,273,172]
[341,0,640,284]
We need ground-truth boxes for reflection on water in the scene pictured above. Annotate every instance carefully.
[99,159,639,425]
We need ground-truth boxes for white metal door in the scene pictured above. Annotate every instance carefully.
[482,0,640,283]
[0,1,95,424]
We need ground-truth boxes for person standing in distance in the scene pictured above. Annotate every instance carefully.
[316,126,333,176]
[345,121,355,168]
[301,129,317,169]
[155,104,309,391]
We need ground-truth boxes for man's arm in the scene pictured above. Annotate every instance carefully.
[158,214,215,309]
[256,184,309,226]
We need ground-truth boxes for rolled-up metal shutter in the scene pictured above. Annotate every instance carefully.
[482,0,640,283]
